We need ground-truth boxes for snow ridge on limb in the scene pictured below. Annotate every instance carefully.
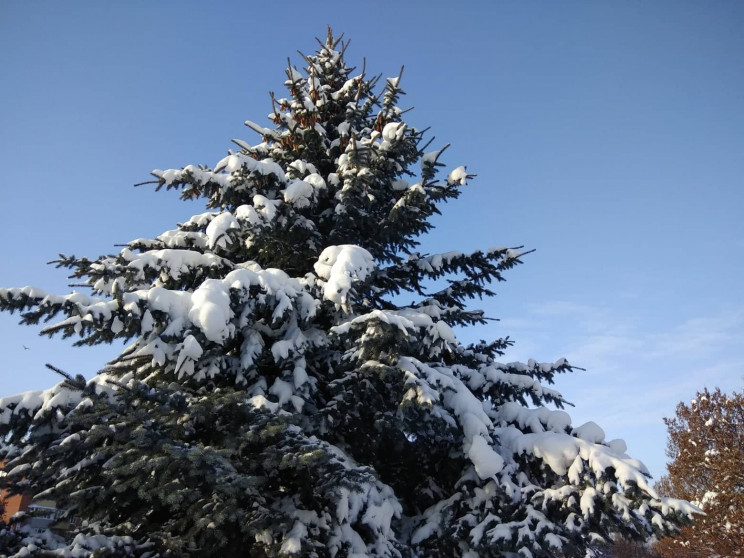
[0,29,696,557]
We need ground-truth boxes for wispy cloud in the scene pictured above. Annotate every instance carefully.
[645,310,744,359]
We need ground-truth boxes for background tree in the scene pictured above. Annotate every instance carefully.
[654,387,744,557]
[0,30,696,557]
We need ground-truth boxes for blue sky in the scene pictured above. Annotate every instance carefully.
[1,1,742,482]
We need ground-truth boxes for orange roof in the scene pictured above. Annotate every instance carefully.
[1,459,32,524]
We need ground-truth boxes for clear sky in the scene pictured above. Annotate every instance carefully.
[1,1,742,483]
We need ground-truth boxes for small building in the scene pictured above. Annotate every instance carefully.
[1,460,32,526]
[2,462,79,533]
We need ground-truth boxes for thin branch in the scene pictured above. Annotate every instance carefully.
[296,50,311,66]
[45,363,86,389]
[339,38,350,58]
[45,363,75,382]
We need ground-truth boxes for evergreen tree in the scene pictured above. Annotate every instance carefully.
[0,30,696,557]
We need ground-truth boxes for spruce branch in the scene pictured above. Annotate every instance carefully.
[45,363,86,390]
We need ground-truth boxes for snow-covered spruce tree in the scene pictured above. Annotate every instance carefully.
[0,30,696,558]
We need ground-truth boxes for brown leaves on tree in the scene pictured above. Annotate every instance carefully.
[654,387,744,557]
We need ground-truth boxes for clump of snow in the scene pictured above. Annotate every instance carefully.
[304,173,326,190]
[235,204,261,226]
[283,174,326,209]
[607,438,628,455]
[314,245,375,311]
[581,487,598,517]
[468,435,504,479]
[214,152,286,179]
[380,122,407,151]
[280,521,307,554]
[253,195,280,221]
[248,394,279,413]
[429,320,456,344]
[337,121,351,137]
[421,149,443,167]
[696,490,718,509]
[447,166,468,186]
[188,280,233,344]
[573,421,605,444]
[151,168,181,185]
[205,212,239,249]
[287,160,319,177]
[175,335,203,378]
[283,179,315,208]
